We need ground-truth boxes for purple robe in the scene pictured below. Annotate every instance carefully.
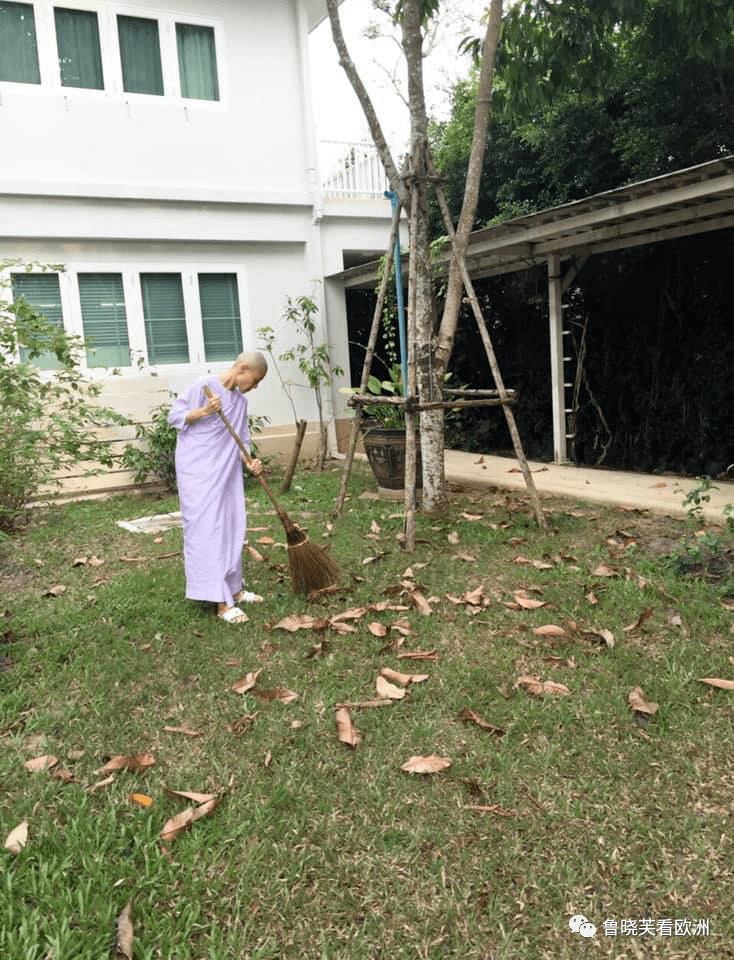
[168,375,252,606]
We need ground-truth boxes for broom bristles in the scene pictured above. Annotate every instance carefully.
[287,535,340,595]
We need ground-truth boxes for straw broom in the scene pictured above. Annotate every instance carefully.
[203,386,339,595]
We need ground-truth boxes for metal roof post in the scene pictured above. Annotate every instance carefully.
[548,253,568,464]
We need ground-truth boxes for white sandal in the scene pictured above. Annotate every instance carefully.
[235,590,263,604]
[218,606,249,623]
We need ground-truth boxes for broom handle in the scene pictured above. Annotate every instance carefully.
[202,385,285,518]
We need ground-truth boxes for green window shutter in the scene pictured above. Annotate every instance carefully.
[140,274,189,364]
[176,23,219,101]
[0,2,40,84]
[55,7,104,90]
[12,273,64,370]
[199,274,242,361]
[78,273,130,367]
[117,15,163,96]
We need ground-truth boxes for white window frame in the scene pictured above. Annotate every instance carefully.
[37,262,250,377]
[6,266,75,370]
[0,1,226,107]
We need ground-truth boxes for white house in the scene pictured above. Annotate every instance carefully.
[0,0,394,495]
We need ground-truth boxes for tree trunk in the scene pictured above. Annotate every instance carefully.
[434,0,503,378]
[401,0,446,515]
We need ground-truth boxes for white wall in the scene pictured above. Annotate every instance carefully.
[0,0,311,197]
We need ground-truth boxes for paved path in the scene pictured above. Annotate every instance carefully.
[444,450,734,524]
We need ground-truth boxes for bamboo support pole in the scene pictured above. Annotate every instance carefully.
[433,181,547,529]
[334,201,403,517]
[347,394,516,411]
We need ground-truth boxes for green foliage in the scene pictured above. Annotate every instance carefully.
[278,296,344,394]
[278,296,344,468]
[0,260,128,532]
[679,474,718,526]
[122,403,179,493]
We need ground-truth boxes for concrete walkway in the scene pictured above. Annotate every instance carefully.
[444,450,734,524]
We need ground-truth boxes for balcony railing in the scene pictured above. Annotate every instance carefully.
[320,140,390,199]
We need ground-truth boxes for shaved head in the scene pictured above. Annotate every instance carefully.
[236,351,268,375]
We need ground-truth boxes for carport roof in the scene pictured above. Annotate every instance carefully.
[333,154,734,288]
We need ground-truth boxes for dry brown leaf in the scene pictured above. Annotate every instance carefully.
[89,774,115,791]
[335,707,361,748]
[99,753,154,774]
[375,675,406,700]
[397,649,439,662]
[591,563,620,577]
[401,754,452,775]
[410,590,432,616]
[367,622,388,637]
[115,898,134,960]
[456,552,477,563]
[391,619,413,636]
[586,627,615,649]
[330,621,359,635]
[245,544,264,562]
[513,592,547,610]
[463,804,515,817]
[52,769,75,783]
[4,820,28,855]
[164,788,216,804]
[697,678,734,691]
[251,688,299,704]
[160,796,220,842]
[335,699,394,709]
[514,675,571,696]
[231,668,263,695]
[24,754,58,772]
[331,607,368,623]
[380,667,429,686]
[370,520,381,535]
[271,614,317,632]
[460,512,483,521]
[447,531,460,544]
[457,707,505,736]
[229,712,257,736]
[628,686,659,716]
[586,590,599,605]
[532,624,567,638]
[41,584,66,598]
[163,725,201,737]
[464,585,486,606]
[623,607,655,632]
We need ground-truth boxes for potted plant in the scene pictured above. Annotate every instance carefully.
[343,362,421,492]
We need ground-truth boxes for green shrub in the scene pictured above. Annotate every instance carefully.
[0,261,128,533]
[122,402,179,493]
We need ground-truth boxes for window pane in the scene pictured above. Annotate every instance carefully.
[140,274,189,364]
[117,15,163,96]
[199,274,242,361]
[0,2,40,84]
[176,23,219,101]
[78,273,129,367]
[55,7,104,90]
[12,273,64,369]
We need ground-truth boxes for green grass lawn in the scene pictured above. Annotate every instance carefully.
[1,461,733,959]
